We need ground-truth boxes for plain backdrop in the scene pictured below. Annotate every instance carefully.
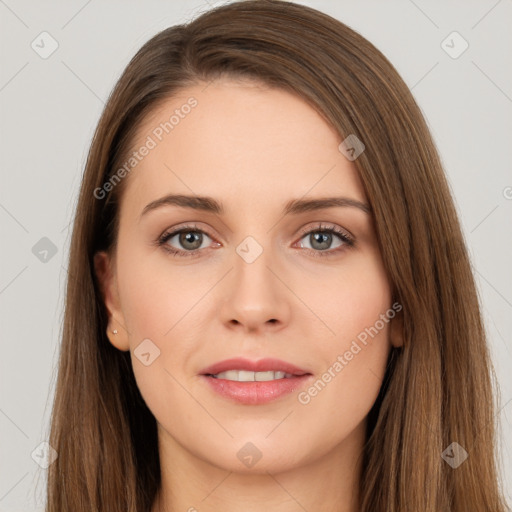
[0,0,511,510]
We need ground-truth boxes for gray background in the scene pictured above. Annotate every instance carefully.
[1,0,511,509]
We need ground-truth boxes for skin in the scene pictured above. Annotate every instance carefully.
[94,78,403,512]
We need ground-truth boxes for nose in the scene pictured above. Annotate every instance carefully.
[219,244,291,334]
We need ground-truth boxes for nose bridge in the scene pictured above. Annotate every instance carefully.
[219,232,290,331]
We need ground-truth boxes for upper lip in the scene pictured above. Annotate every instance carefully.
[200,357,311,376]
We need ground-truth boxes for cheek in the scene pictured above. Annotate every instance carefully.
[313,250,392,346]
[293,335,390,463]
[296,293,392,457]
[293,252,392,431]
[115,244,216,410]
[116,243,213,340]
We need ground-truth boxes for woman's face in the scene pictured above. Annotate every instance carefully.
[95,78,402,474]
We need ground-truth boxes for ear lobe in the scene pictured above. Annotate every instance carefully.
[93,251,130,351]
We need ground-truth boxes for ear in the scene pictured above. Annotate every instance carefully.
[389,303,404,348]
[93,251,130,352]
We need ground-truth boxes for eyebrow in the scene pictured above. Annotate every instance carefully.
[140,193,371,219]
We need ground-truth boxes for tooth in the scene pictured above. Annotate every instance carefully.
[212,370,292,381]
[216,370,240,380]
[238,370,255,382]
[254,371,275,381]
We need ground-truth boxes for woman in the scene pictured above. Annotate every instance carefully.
[45,1,509,510]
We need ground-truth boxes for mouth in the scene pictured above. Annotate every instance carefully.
[199,357,313,405]
[200,357,310,379]
[206,370,300,381]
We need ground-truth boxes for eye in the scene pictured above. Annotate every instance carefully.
[295,223,354,257]
[156,224,218,258]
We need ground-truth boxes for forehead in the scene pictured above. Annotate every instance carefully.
[120,78,366,218]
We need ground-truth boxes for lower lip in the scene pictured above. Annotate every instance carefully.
[200,374,313,405]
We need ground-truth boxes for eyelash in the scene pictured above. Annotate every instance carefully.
[155,222,355,259]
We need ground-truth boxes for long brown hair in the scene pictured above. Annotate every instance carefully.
[45,1,509,510]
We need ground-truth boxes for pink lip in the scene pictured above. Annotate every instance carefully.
[200,357,310,376]
[199,357,313,405]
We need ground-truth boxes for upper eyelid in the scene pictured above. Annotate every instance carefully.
[297,222,352,238]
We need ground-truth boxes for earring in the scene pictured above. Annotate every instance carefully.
[112,329,118,335]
